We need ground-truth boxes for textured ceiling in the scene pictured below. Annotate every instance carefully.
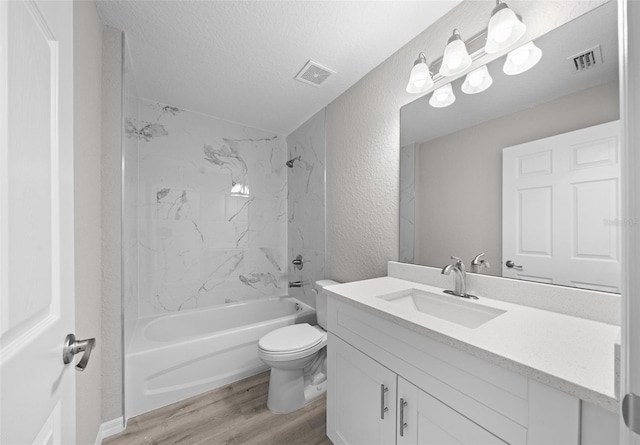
[96,0,462,135]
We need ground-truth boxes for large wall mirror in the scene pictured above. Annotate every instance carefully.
[399,1,620,293]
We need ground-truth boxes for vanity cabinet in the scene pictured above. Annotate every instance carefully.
[326,296,611,445]
[327,333,396,445]
[328,333,510,445]
[397,377,507,445]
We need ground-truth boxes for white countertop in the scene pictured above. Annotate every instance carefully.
[325,276,620,413]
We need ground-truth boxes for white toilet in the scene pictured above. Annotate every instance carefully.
[258,280,338,413]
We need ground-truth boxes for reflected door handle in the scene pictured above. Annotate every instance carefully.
[62,334,95,371]
[505,260,523,270]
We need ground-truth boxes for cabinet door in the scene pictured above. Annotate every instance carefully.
[327,333,397,445]
[397,378,508,445]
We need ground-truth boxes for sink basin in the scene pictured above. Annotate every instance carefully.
[377,288,506,329]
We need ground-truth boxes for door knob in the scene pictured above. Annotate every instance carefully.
[505,260,523,270]
[62,333,95,371]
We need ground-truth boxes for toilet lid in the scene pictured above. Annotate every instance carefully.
[258,323,324,353]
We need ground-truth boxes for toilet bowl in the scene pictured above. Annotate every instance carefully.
[258,280,338,413]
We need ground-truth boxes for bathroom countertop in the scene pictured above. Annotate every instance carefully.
[325,276,620,413]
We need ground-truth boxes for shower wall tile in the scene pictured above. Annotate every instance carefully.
[137,99,287,317]
[286,110,326,308]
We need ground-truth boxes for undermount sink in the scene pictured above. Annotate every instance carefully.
[377,288,506,329]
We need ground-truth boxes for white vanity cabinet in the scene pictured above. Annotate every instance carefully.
[327,332,397,445]
[397,377,507,445]
[325,296,613,445]
[328,333,514,445]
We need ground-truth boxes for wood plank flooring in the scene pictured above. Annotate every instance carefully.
[104,372,332,445]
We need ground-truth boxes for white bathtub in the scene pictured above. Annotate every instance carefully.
[125,296,316,418]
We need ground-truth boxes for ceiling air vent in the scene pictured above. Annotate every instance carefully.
[295,60,335,88]
[567,45,603,72]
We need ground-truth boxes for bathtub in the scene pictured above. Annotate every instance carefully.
[125,296,316,418]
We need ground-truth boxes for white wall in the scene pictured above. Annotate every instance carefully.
[73,1,103,443]
[101,25,123,423]
[325,0,608,283]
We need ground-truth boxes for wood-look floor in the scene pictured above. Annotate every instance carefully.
[104,372,332,445]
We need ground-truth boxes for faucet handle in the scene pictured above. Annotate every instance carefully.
[450,256,466,272]
[471,253,485,265]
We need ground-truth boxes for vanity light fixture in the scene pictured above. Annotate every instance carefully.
[439,29,472,77]
[461,65,493,94]
[503,41,542,75]
[406,52,434,94]
[429,83,456,108]
[484,0,527,54]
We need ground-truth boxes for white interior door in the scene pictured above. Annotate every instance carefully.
[503,121,621,292]
[0,0,76,443]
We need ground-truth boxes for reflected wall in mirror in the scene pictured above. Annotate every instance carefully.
[399,1,620,293]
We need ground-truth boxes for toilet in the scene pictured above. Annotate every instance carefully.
[258,280,338,413]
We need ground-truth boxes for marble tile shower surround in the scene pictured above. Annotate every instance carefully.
[133,99,287,316]
[286,110,326,308]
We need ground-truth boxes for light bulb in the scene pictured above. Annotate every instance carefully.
[469,71,484,87]
[511,47,530,66]
[461,65,493,94]
[503,41,542,75]
[439,30,472,77]
[485,2,527,54]
[406,53,434,94]
[429,84,456,108]
[492,23,512,43]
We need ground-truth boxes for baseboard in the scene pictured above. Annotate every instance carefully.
[94,417,124,445]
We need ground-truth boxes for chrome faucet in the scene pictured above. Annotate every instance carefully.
[441,256,478,299]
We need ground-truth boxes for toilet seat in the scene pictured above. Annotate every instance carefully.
[258,324,327,361]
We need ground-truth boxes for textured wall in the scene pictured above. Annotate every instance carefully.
[123,39,139,355]
[325,0,607,283]
[415,81,619,272]
[101,25,123,423]
[73,1,103,443]
[135,99,287,316]
[286,110,326,308]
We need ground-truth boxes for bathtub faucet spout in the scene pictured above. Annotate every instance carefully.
[288,281,303,288]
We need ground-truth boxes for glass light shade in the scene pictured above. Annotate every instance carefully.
[485,3,527,54]
[503,41,542,75]
[406,55,434,94]
[439,31,472,77]
[429,84,456,108]
[461,65,493,94]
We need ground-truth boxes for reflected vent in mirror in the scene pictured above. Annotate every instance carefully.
[568,45,603,72]
[295,60,335,87]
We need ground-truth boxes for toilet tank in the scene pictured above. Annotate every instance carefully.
[314,280,339,330]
